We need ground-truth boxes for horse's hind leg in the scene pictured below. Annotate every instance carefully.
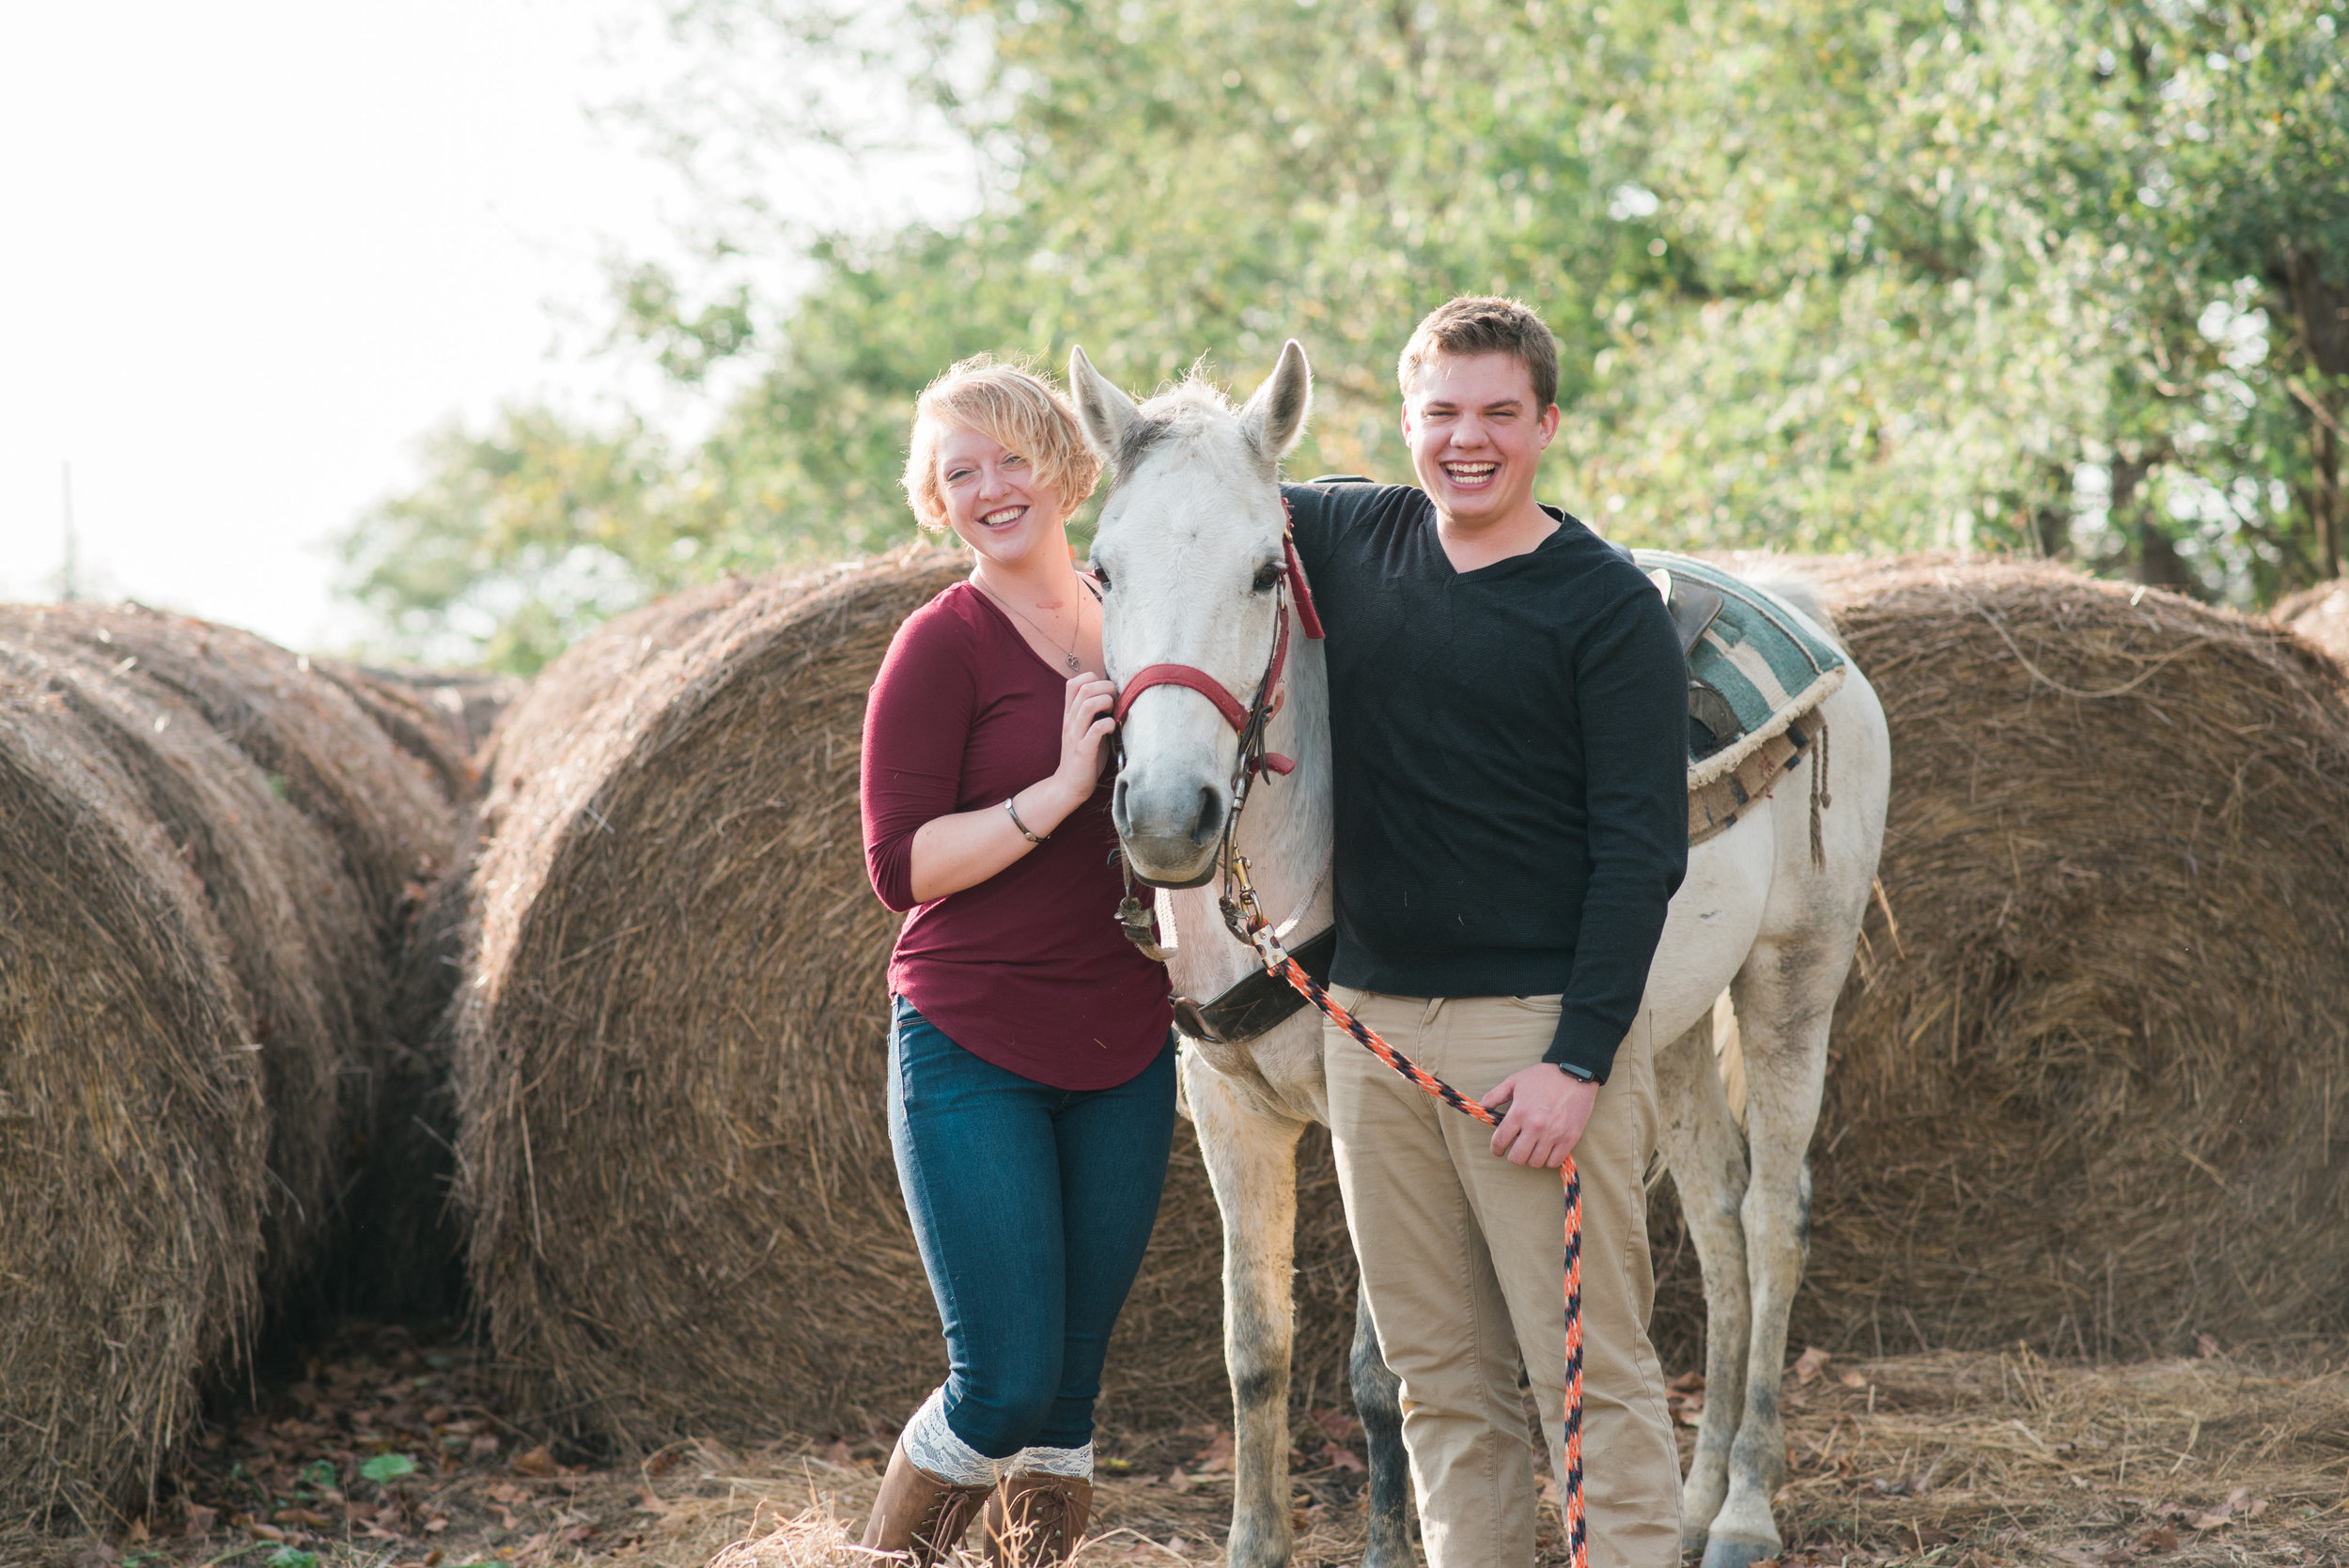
[1183,1051,1305,1568]
[1701,943,1840,1568]
[1654,1006,1752,1556]
[1348,1283,1414,1568]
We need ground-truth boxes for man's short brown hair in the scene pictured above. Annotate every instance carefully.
[1396,296,1561,411]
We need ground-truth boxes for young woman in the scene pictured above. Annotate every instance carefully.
[858,357,1175,1566]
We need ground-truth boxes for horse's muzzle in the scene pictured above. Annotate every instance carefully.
[1112,770,1227,887]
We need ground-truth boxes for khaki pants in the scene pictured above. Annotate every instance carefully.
[1324,990,1682,1568]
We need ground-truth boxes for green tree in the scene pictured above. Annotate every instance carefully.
[338,0,2349,668]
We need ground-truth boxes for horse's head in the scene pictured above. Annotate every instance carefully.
[1068,340,1313,887]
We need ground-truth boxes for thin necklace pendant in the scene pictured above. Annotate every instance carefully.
[977,574,1086,674]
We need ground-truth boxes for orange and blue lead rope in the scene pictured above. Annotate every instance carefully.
[1270,955,1589,1568]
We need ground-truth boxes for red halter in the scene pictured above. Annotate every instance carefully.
[1112,525,1325,777]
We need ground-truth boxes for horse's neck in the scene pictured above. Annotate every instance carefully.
[1165,614,1332,999]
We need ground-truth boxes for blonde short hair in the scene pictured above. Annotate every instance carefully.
[902,356,1104,531]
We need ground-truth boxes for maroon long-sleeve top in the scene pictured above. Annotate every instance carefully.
[861,581,1172,1090]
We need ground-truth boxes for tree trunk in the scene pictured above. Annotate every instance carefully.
[2111,455,2192,591]
[2280,247,2348,580]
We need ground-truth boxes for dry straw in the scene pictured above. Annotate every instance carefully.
[0,605,459,1527]
[463,550,2349,1457]
[2270,580,2349,669]
[457,550,1361,1452]
[313,660,521,804]
[307,658,521,1315]
[1657,558,2349,1362]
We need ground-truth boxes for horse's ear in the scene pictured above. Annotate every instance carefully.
[1240,338,1312,464]
[1067,345,1140,461]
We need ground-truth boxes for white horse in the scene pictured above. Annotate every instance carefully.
[1067,339,1890,1568]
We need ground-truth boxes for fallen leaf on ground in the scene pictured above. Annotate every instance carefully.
[1904,1522,1955,1552]
[1839,1371,1870,1389]
[1191,1428,1234,1473]
[1309,1407,1359,1442]
[1793,1347,1832,1385]
[2186,1486,2254,1529]
[511,1445,556,1476]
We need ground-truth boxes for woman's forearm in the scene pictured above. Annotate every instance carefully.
[906,776,1089,905]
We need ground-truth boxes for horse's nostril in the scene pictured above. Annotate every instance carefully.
[1112,776,1130,832]
[1193,785,1225,846]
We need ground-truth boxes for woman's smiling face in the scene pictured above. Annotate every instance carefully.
[935,423,1068,568]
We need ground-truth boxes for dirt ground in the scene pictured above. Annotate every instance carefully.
[30,1323,2349,1568]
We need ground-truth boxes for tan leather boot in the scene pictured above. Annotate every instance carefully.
[860,1438,991,1565]
[980,1472,1094,1566]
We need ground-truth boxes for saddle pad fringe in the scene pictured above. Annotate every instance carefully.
[1688,707,1828,848]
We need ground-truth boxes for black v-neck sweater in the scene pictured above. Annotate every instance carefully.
[1283,480,1688,1082]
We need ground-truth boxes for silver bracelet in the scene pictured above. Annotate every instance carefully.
[1004,796,1050,845]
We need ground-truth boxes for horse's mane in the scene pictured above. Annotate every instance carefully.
[1114,376,1238,477]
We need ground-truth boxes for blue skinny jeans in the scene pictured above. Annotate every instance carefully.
[887,996,1176,1457]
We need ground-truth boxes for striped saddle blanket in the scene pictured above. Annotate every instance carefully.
[1631,551,1846,846]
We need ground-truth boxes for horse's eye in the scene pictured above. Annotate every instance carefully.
[1089,563,1112,591]
[1251,561,1283,592]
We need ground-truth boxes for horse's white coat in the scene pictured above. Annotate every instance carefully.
[1070,343,1891,1568]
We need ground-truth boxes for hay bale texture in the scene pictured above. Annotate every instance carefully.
[312,660,521,805]
[458,551,1361,1450]
[1653,559,2349,1359]
[0,605,459,1526]
[466,548,2349,1452]
[304,658,521,1316]
[2271,580,2349,668]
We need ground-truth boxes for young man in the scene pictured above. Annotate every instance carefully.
[1282,297,1687,1568]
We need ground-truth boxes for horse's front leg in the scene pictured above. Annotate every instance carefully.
[1655,1006,1753,1555]
[1703,949,1836,1568]
[1182,1048,1306,1568]
[1347,1284,1414,1568]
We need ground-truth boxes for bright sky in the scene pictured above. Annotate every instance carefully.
[0,1,908,654]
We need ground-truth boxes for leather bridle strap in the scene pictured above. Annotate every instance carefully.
[1111,520,1325,779]
[1113,660,1253,733]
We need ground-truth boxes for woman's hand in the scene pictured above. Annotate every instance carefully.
[1043,675,1117,811]
[903,675,1114,904]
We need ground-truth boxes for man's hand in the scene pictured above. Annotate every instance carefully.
[1486,1066,1599,1169]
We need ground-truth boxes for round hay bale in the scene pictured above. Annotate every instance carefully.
[480,577,758,818]
[2271,580,2349,668]
[459,550,1361,1448]
[312,660,521,805]
[0,605,464,1525]
[2,607,460,1316]
[1655,559,2349,1359]
[0,642,273,1528]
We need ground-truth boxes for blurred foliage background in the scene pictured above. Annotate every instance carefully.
[336,0,2349,673]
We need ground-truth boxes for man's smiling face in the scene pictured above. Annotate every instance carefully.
[1400,350,1560,531]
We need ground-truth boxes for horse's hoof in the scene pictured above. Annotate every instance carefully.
[1702,1537,1784,1568]
[1683,1532,1714,1560]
